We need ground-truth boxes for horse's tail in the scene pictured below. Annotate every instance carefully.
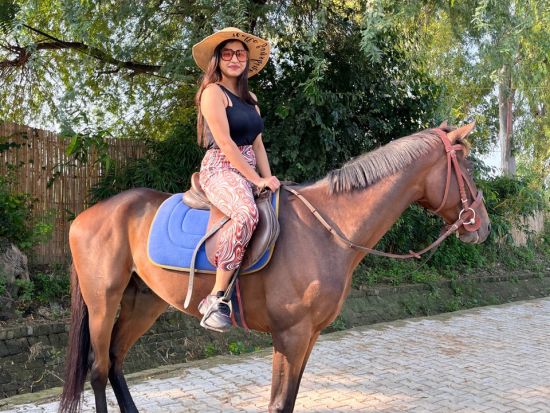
[59,264,90,413]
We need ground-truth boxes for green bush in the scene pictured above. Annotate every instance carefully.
[203,343,219,358]
[14,278,33,303]
[477,173,548,244]
[429,238,487,272]
[32,272,70,304]
[228,341,247,355]
[227,340,260,355]
[4,270,70,317]
[0,175,35,247]
[260,23,442,182]
[0,173,54,252]
[480,174,548,216]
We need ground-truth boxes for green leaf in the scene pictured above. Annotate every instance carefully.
[65,135,79,156]
[0,0,19,34]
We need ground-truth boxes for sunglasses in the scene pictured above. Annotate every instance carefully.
[220,48,248,62]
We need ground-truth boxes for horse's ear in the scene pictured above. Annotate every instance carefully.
[438,120,448,128]
[448,121,475,142]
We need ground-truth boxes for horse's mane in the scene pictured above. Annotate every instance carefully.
[326,129,444,194]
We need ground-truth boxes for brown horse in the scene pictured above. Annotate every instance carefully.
[59,124,490,413]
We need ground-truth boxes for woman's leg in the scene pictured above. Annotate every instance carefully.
[211,268,235,295]
[203,169,259,279]
[198,169,258,330]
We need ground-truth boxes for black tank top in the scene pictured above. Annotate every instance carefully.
[205,84,264,149]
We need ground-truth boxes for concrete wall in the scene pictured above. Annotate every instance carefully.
[510,211,546,246]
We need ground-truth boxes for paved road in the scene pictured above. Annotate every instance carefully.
[3,298,550,412]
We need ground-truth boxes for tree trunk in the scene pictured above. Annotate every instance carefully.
[499,64,516,175]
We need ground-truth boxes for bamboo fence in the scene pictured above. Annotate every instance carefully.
[0,123,146,265]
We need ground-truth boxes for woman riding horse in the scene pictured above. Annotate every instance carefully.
[59,31,491,413]
[193,27,281,332]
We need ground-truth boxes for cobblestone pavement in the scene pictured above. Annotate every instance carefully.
[3,298,550,412]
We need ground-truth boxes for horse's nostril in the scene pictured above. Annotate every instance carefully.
[487,223,492,233]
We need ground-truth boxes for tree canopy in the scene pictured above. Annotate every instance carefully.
[1,0,548,184]
[360,0,550,181]
[1,0,443,183]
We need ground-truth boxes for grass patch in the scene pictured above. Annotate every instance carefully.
[227,341,263,355]
[204,343,219,358]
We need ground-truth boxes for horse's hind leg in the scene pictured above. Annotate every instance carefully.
[84,279,128,413]
[75,256,132,413]
[109,275,169,412]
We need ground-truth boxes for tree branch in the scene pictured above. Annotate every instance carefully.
[0,24,163,76]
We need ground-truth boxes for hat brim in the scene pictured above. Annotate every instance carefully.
[192,28,270,78]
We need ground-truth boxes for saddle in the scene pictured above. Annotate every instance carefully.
[183,172,280,270]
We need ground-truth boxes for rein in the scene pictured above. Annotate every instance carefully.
[283,128,484,260]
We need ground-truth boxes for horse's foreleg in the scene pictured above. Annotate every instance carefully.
[297,331,320,386]
[269,326,320,413]
[109,276,169,413]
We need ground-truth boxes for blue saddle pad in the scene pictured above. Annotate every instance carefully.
[147,192,278,274]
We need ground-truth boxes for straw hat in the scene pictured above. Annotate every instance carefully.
[192,27,271,77]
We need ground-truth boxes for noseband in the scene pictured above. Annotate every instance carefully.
[283,128,485,259]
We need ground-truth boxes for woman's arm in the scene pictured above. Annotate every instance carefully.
[200,85,263,186]
[253,135,272,178]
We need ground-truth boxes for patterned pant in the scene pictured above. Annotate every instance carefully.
[199,145,259,271]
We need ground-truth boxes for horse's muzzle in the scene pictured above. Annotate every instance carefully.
[459,219,491,244]
[458,230,480,244]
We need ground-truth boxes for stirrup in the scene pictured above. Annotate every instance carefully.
[198,296,232,333]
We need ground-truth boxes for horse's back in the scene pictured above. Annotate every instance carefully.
[69,188,169,249]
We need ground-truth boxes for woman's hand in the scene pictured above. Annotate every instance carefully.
[258,175,281,192]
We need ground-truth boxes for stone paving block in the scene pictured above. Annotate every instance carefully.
[5,298,550,412]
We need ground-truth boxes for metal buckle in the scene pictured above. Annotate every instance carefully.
[459,207,476,225]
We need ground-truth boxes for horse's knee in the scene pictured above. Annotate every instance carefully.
[90,358,110,391]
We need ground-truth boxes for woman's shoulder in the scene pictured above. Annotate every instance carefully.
[201,83,229,106]
[203,83,225,96]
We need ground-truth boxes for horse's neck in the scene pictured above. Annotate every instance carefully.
[300,169,424,253]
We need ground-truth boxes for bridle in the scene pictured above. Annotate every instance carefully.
[430,128,483,233]
[283,128,485,259]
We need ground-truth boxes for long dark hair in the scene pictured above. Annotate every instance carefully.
[195,39,258,147]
